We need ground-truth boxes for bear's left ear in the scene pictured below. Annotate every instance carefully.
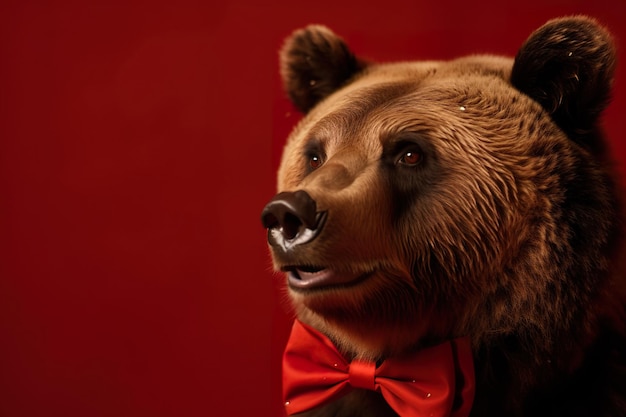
[511,16,616,142]
[280,25,366,113]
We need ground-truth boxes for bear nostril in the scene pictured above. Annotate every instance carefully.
[260,212,280,230]
[281,212,303,240]
[260,190,322,245]
[260,210,301,240]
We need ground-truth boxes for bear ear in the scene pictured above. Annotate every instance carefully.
[280,25,366,113]
[511,16,616,142]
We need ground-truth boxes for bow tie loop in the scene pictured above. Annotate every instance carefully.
[282,320,475,417]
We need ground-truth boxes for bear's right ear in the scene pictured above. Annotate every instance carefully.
[280,25,366,114]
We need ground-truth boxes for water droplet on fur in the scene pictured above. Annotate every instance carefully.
[459,106,466,111]
[568,51,573,57]
[309,79,317,86]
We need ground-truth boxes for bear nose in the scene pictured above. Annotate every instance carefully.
[260,190,326,247]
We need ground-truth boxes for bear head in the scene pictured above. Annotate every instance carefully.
[262,15,623,377]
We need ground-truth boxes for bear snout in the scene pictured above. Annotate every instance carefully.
[261,190,327,251]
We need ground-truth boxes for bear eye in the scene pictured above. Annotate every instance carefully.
[309,154,323,169]
[303,139,326,172]
[397,148,422,166]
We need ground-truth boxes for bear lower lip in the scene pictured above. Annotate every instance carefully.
[286,267,364,289]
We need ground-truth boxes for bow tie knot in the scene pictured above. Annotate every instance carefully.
[282,320,475,416]
[348,359,376,391]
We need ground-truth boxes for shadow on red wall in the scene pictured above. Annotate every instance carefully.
[0,1,624,416]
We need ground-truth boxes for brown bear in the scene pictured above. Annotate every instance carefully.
[261,16,626,417]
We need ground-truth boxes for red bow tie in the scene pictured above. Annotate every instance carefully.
[282,320,475,416]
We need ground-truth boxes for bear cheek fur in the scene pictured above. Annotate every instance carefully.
[402,79,606,347]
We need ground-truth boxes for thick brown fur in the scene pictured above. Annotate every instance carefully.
[265,16,626,417]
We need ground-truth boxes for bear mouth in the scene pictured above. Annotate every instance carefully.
[284,266,367,289]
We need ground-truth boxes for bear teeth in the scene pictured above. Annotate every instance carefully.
[297,265,325,274]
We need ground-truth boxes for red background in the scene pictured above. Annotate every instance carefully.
[0,1,624,416]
